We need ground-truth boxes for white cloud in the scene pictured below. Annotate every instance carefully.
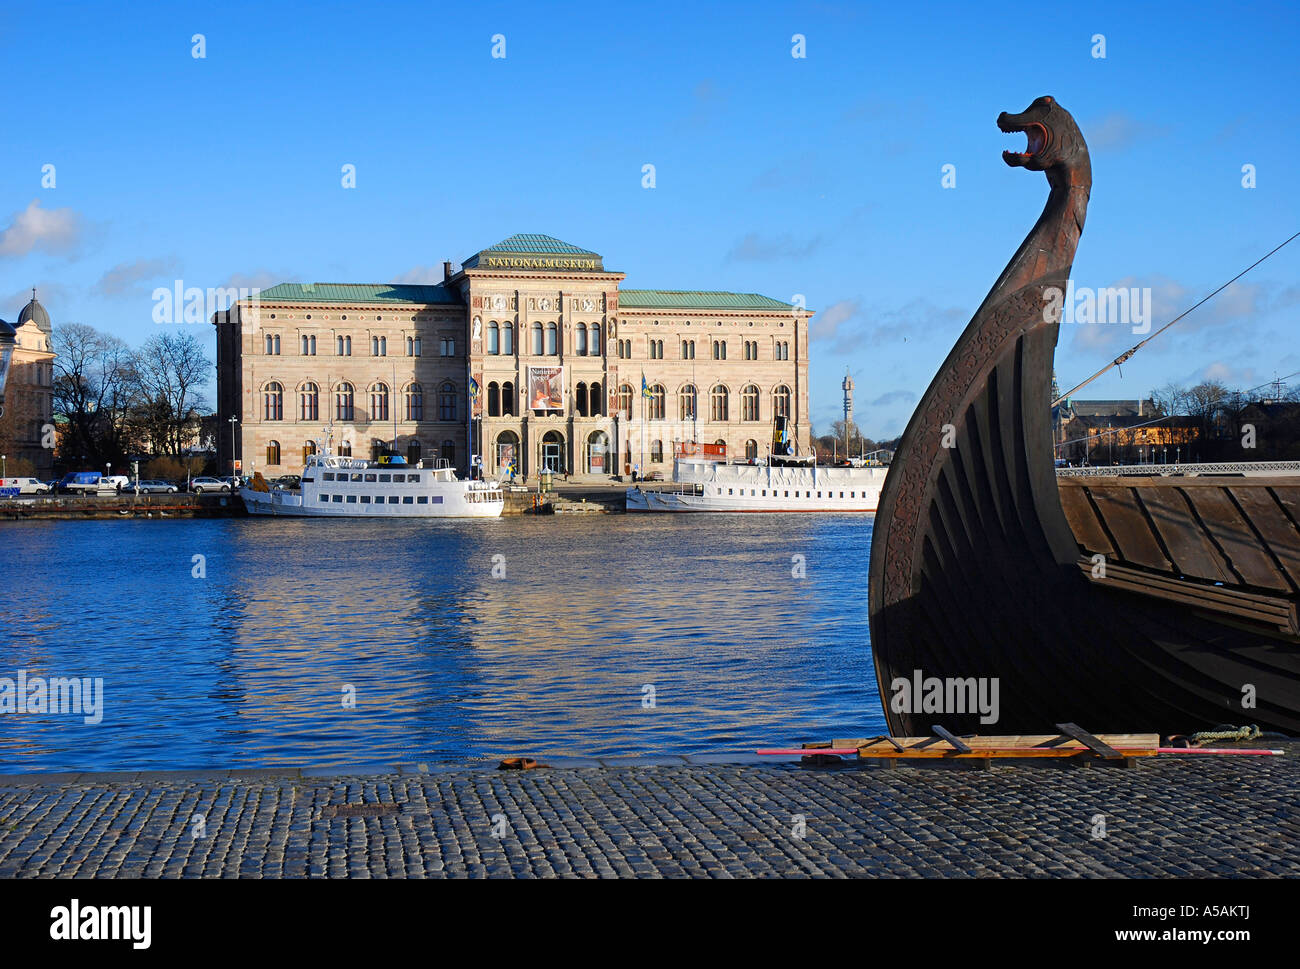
[0,199,84,257]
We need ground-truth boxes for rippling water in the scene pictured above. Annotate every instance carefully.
[0,515,884,771]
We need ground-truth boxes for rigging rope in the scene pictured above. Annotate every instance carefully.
[1052,230,1300,407]
[1188,724,1291,746]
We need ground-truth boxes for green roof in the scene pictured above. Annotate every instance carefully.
[254,282,461,305]
[477,233,598,256]
[618,289,797,311]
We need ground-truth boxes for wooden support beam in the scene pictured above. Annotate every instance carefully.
[1055,723,1122,759]
[932,725,973,754]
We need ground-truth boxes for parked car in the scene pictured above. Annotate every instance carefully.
[101,474,130,492]
[189,477,230,494]
[220,475,245,490]
[271,474,302,490]
[132,479,179,494]
[0,476,51,495]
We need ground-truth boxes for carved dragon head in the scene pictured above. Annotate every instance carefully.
[998,96,1090,188]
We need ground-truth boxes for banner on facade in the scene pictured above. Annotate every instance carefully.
[471,372,483,418]
[527,366,564,412]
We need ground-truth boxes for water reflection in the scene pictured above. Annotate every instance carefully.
[0,515,883,771]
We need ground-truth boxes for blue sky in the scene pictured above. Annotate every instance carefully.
[2,0,1297,438]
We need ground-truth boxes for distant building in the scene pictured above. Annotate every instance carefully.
[213,234,812,479]
[1053,397,1198,465]
[0,291,56,473]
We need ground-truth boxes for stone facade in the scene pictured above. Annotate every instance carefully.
[214,235,811,479]
[0,292,56,475]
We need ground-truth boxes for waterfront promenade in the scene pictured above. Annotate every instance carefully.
[2,745,1297,877]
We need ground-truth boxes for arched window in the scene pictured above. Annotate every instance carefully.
[488,322,499,354]
[405,383,423,421]
[338,439,352,457]
[266,440,281,466]
[546,322,558,355]
[501,381,516,416]
[576,381,588,417]
[651,440,664,462]
[370,382,389,422]
[648,384,665,421]
[335,382,354,421]
[618,384,633,418]
[487,381,501,418]
[439,382,457,421]
[302,440,317,464]
[773,384,792,419]
[576,324,587,356]
[712,340,727,360]
[589,381,602,417]
[264,382,283,421]
[589,323,600,355]
[679,384,697,421]
[710,385,729,422]
[745,439,758,460]
[502,322,514,355]
[531,322,543,355]
[742,385,760,422]
[300,382,319,421]
[407,440,422,464]
[682,339,695,360]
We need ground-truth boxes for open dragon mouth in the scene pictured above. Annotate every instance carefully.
[1000,121,1047,166]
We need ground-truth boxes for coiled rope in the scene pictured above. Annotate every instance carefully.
[1188,724,1290,746]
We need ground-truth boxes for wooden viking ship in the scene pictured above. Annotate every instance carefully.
[867,97,1300,736]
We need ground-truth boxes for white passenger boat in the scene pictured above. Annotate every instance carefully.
[626,454,888,513]
[240,445,503,518]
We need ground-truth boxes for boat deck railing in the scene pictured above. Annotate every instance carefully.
[1056,460,1300,478]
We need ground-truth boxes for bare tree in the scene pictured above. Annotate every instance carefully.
[131,332,212,456]
[52,323,138,467]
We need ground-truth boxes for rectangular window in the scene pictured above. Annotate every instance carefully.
[403,496,414,504]
[417,496,429,504]
[319,494,329,502]
[332,495,343,502]
[351,473,363,482]
[346,495,357,503]
[407,473,420,482]
[323,473,334,481]
[379,474,391,482]
[728,488,733,495]
[432,496,444,504]
[388,496,399,504]
[360,495,371,503]
[365,473,377,482]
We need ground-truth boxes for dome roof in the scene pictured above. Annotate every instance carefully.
[17,290,51,335]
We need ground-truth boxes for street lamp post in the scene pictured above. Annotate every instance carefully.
[228,415,239,482]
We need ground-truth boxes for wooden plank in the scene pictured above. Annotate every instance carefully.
[932,725,972,753]
[1181,487,1290,591]
[1088,487,1172,571]
[1055,722,1122,759]
[1230,487,1300,590]
[853,733,1160,758]
[1057,483,1115,556]
[1135,487,1235,583]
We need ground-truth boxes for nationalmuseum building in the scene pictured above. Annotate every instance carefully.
[214,234,811,479]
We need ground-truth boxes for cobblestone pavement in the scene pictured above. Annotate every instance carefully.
[1,748,1297,877]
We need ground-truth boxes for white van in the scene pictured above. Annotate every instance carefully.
[0,477,51,495]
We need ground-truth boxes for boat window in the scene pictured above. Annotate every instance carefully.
[379,474,391,483]
[407,473,420,482]
[728,489,733,495]
[323,473,334,481]
[332,495,343,502]
[388,496,399,504]
[403,496,413,504]
[346,495,357,503]
[840,492,845,498]
[361,496,371,503]
[351,473,362,482]
[365,473,377,482]
[432,496,444,504]
[417,496,428,504]
[319,494,329,502]
[817,492,822,498]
